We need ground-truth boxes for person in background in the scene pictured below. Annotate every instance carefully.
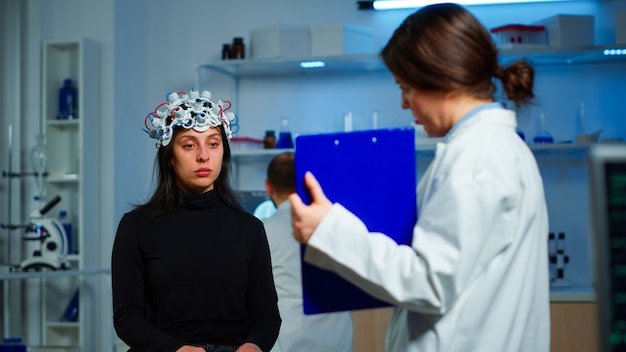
[262,152,354,352]
[253,198,276,220]
[111,90,281,352]
[289,3,550,352]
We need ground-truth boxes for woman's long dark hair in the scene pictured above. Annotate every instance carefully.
[138,124,242,217]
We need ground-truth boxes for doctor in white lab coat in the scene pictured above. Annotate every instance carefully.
[289,3,550,352]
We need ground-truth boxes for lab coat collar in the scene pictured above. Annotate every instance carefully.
[444,104,517,143]
[421,106,518,205]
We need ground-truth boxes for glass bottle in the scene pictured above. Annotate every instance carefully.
[532,112,553,144]
[30,133,48,199]
[264,130,276,149]
[222,44,231,60]
[61,289,80,322]
[58,78,78,119]
[230,37,245,59]
[276,117,294,149]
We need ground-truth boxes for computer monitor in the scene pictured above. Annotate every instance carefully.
[588,144,626,352]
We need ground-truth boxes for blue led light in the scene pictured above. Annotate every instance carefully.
[603,49,626,56]
[300,61,326,69]
[373,0,574,10]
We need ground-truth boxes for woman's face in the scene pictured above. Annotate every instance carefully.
[171,127,224,193]
[395,76,451,137]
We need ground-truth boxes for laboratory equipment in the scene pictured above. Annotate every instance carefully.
[548,232,570,286]
[19,195,71,271]
[264,130,276,149]
[61,288,79,322]
[533,112,554,144]
[30,133,48,199]
[58,78,78,119]
[276,117,294,149]
[589,145,626,352]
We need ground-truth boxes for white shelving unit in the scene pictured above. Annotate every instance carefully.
[37,38,100,349]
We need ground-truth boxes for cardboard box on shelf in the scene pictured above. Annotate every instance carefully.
[534,15,594,47]
[250,24,310,59]
[310,23,373,56]
[616,11,626,44]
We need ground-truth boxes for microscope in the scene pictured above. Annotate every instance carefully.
[19,195,71,271]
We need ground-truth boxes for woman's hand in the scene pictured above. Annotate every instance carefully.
[236,342,262,352]
[289,172,333,244]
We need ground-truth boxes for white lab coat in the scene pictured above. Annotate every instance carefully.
[263,201,354,352]
[304,106,550,352]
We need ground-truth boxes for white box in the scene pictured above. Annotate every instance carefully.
[250,24,310,59]
[617,11,626,44]
[310,23,373,56]
[534,15,594,47]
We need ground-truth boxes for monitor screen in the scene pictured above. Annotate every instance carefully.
[589,145,626,352]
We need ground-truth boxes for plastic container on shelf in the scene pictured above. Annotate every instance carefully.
[250,24,310,59]
[534,14,594,47]
[58,78,78,119]
[490,24,547,48]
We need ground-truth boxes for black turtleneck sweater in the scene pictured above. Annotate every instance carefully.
[111,190,281,352]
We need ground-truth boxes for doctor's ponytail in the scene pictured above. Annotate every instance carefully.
[497,60,535,107]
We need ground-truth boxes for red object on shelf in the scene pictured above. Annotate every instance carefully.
[491,24,547,46]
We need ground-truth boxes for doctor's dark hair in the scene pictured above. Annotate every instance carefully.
[139,124,242,217]
[381,2,534,106]
[267,152,296,194]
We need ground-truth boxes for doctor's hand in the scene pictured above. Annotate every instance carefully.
[289,172,333,244]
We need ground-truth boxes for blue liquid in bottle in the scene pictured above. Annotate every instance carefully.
[532,113,553,144]
[533,131,554,144]
[275,118,294,149]
[58,78,78,119]
[276,132,294,149]
[61,289,79,322]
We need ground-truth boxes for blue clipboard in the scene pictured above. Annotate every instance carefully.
[295,127,417,314]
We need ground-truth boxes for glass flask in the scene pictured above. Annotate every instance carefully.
[276,117,294,149]
[532,112,554,144]
[30,133,48,198]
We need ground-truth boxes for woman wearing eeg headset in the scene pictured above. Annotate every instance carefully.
[111,90,281,352]
[290,3,550,352]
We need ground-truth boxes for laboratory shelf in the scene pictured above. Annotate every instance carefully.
[46,174,79,183]
[232,148,294,162]
[415,140,619,157]
[197,44,626,79]
[230,142,625,159]
[198,54,387,78]
[0,266,110,280]
[499,43,626,65]
[46,119,79,127]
